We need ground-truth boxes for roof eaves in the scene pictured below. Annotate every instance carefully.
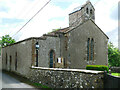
[2,36,46,48]
[64,20,87,34]
[43,34,58,37]
[69,9,81,15]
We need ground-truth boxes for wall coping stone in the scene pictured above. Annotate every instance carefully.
[31,66,104,74]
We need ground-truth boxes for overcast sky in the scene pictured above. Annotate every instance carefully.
[0,0,119,46]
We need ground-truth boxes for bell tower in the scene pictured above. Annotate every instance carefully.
[69,0,95,27]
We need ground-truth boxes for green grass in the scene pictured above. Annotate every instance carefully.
[32,83,53,89]
[111,73,120,77]
[2,70,52,89]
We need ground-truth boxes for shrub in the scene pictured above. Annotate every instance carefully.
[108,42,120,67]
[86,65,109,73]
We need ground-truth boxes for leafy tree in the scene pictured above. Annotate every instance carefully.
[0,38,1,56]
[108,42,120,67]
[52,28,61,32]
[47,28,61,34]
[0,35,16,48]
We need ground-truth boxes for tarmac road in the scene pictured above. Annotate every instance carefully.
[0,56,35,89]
[1,71,35,88]
[1,71,35,89]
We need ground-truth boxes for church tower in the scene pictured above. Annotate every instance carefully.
[69,0,95,28]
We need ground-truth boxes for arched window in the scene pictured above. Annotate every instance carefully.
[90,9,92,15]
[91,38,94,60]
[49,50,55,68]
[86,8,89,14]
[35,42,39,67]
[87,38,94,61]
[87,38,90,61]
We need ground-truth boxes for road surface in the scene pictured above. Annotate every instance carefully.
[0,56,36,89]
[1,71,36,89]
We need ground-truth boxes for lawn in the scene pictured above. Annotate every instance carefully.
[111,73,120,77]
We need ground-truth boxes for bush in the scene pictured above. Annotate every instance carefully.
[108,42,120,67]
[86,65,109,73]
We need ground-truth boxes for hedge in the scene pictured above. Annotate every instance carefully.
[86,65,109,73]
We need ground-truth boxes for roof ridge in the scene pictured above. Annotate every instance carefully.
[65,19,109,39]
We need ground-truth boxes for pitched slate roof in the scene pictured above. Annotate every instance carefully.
[44,19,109,39]
[65,19,109,39]
[43,27,69,36]
[2,36,47,48]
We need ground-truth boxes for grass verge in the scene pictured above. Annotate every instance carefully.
[2,70,52,89]
[111,73,120,77]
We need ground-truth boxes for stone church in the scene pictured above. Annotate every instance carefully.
[2,1,109,76]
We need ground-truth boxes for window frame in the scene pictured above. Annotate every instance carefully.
[86,8,89,14]
[87,38,94,61]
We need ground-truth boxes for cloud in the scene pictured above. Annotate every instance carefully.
[106,27,118,47]
[110,3,118,20]
[1,18,24,25]
[0,0,89,40]
[118,1,120,21]
[95,0,118,33]
[0,0,48,19]
[17,1,88,41]
[15,3,69,41]
[0,0,119,45]
[0,0,49,36]
[0,6,9,12]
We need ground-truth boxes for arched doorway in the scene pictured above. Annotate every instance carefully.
[49,50,55,68]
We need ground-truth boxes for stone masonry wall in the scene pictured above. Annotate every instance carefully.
[2,39,33,76]
[69,2,95,28]
[66,20,108,69]
[27,67,104,88]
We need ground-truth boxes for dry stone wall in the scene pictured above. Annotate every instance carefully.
[27,67,104,88]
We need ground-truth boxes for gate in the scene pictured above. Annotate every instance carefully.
[104,73,120,88]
